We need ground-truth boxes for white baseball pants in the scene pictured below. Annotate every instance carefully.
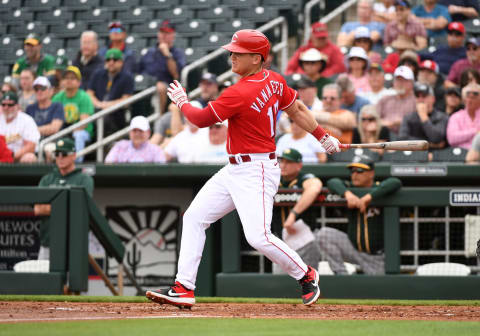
[176,156,308,290]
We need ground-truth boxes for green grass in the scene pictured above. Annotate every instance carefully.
[1,319,479,336]
[1,295,480,306]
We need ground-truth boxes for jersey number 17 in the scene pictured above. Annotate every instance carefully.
[266,101,279,138]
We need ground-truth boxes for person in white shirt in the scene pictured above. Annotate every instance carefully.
[165,120,209,163]
[0,91,39,163]
[276,117,327,163]
[193,121,228,164]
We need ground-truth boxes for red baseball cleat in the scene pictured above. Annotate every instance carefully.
[298,265,320,306]
[146,281,195,309]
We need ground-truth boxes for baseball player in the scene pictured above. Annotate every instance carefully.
[146,30,341,308]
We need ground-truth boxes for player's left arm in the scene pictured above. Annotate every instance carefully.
[284,100,341,154]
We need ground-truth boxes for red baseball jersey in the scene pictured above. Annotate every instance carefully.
[209,70,297,154]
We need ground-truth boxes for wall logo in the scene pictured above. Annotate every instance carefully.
[105,205,180,286]
[449,190,480,206]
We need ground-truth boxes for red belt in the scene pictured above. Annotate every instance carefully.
[229,152,276,164]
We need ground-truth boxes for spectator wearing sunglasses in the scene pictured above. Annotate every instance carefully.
[34,137,94,260]
[317,155,402,275]
[26,76,64,138]
[446,82,480,149]
[87,48,134,136]
[446,37,480,86]
[0,91,39,163]
[419,22,466,75]
[98,22,137,75]
[398,83,448,149]
[352,105,391,155]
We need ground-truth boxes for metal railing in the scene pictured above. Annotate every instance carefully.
[38,86,157,162]
[303,0,358,44]
[181,16,289,99]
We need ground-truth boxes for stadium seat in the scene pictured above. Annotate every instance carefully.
[431,147,467,162]
[131,21,162,38]
[23,0,61,11]
[115,7,154,24]
[174,37,188,50]
[0,63,11,77]
[35,8,73,23]
[125,35,149,53]
[182,0,219,9]
[102,0,140,7]
[50,21,88,38]
[191,32,230,50]
[184,47,209,64]
[175,19,211,38]
[222,0,259,9]
[56,48,78,62]
[463,18,480,36]
[63,0,100,10]
[75,7,113,24]
[262,0,300,11]
[197,6,235,24]
[214,19,255,34]
[9,21,47,36]
[329,148,381,163]
[0,0,21,11]
[156,6,194,24]
[134,73,157,91]
[428,35,447,47]
[237,7,279,24]
[0,9,34,23]
[140,0,175,10]
[41,36,65,55]
[415,262,471,276]
[382,150,429,163]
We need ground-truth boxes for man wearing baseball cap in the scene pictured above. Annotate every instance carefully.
[35,137,94,260]
[286,22,346,77]
[320,155,402,275]
[105,116,166,163]
[398,83,448,149]
[196,73,219,107]
[419,21,466,75]
[0,91,40,163]
[417,59,447,111]
[139,19,186,114]
[376,65,416,134]
[99,21,137,75]
[52,65,95,161]
[87,48,134,135]
[11,33,55,84]
[26,76,65,137]
[446,36,480,86]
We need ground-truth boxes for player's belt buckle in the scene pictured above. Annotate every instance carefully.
[235,154,243,164]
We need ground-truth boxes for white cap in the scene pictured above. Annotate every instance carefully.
[129,116,150,131]
[394,65,414,81]
[348,46,369,61]
[33,76,51,88]
[354,26,370,39]
[299,48,328,62]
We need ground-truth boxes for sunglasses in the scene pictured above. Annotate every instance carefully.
[466,91,480,97]
[34,86,48,92]
[467,45,478,51]
[1,103,15,107]
[54,151,74,158]
[448,30,463,37]
[322,96,337,101]
[105,58,120,62]
[361,117,376,122]
[355,38,371,43]
[350,167,367,174]
[415,92,429,98]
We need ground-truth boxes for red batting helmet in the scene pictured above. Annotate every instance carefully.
[222,29,270,61]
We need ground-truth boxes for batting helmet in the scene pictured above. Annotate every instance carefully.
[222,29,270,61]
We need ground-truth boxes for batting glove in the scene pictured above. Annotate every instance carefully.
[319,134,341,154]
[167,80,189,109]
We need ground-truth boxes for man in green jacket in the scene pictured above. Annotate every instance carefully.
[321,154,402,274]
[34,137,94,260]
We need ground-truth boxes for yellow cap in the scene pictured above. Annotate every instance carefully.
[64,65,82,81]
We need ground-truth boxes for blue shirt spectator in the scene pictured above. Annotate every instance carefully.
[341,95,371,115]
[26,102,64,127]
[438,0,480,22]
[98,22,137,75]
[138,46,186,84]
[412,1,452,39]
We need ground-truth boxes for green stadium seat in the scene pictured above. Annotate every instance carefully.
[237,7,279,24]
[102,0,140,8]
[464,18,480,36]
[262,0,300,11]
[176,19,211,38]
[0,9,34,23]
[214,19,255,34]
[23,0,61,11]
[156,6,194,24]
[328,148,381,163]
[41,36,65,55]
[431,147,467,162]
[197,6,235,24]
[222,0,259,9]
[115,7,154,24]
[63,0,100,10]
[134,73,156,91]
[174,37,188,50]
[182,0,219,9]
[75,8,113,24]
[140,0,175,10]
[35,8,73,23]
[50,21,88,38]
[131,21,162,38]
[125,35,149,54]
[184,47,208,64]
[382,150,429,163]
[191,32,230,50]
[9,21,47,36]
[0,0,21,11]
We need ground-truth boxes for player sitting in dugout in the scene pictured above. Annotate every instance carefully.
[282,154,401,275]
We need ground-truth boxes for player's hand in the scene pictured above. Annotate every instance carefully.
[344,191,360,209]
[319,133,341,154]
[359,194,372,213]
[283,213,297,235]
[167,80,189,109]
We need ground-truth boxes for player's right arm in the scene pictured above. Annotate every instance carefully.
[284,100,341,154]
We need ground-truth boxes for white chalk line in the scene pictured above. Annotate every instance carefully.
[0,314,225,323]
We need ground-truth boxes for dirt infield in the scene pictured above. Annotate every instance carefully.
[1,301,480,323]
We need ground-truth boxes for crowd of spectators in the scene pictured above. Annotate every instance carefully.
[0,0,480,164]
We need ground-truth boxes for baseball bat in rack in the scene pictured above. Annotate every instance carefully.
[339,140,429,151]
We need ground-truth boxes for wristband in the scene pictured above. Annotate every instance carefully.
[312,125,326,141]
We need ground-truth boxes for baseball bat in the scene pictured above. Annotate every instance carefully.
[339,140,429,151]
